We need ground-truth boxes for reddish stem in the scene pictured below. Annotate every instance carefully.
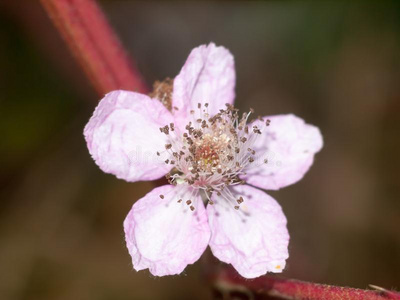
[40,0,148,95]
[214,267,400,300]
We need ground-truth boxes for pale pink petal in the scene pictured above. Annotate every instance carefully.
[207,185,289,279]
[124,185,211,276]
[84,90,174,182]
[242,114,323,190]
[173,43,236,128]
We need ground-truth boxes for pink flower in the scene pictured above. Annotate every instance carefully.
[84,43,323,278]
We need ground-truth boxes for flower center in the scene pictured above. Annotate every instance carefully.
[158,103,270,209]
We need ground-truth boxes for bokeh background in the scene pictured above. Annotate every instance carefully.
[1,1,400,299]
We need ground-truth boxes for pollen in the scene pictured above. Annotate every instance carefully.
[159,104,270,209]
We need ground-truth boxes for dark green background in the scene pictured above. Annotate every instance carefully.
[1,1,399,299]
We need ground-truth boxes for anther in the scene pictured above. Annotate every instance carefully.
[159,195,164,199]
[234,206,240,210]
[165,144,172,150]
[160,125,169,135]
[190,205,195,211]
[186,200,192,205]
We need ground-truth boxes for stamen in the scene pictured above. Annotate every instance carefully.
[159,104,269,209]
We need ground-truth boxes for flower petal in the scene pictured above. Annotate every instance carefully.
[208,185,289,278]
[124,185,211,276]
[242,114,323,190]
[84,90,174,182]
[173,43,236,128]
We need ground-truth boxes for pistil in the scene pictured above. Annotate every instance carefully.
[158,103,271,209]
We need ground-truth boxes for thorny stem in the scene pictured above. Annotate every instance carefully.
[40,0,148,95]
[40,1,400,299]
[212,266,400,300]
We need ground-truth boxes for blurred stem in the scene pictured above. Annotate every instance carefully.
[40,0,148,95]
[213,267,400,300]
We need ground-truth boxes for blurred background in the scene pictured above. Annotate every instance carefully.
[1,1,400,299]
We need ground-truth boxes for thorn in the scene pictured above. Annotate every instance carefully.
[369,285,388,292]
